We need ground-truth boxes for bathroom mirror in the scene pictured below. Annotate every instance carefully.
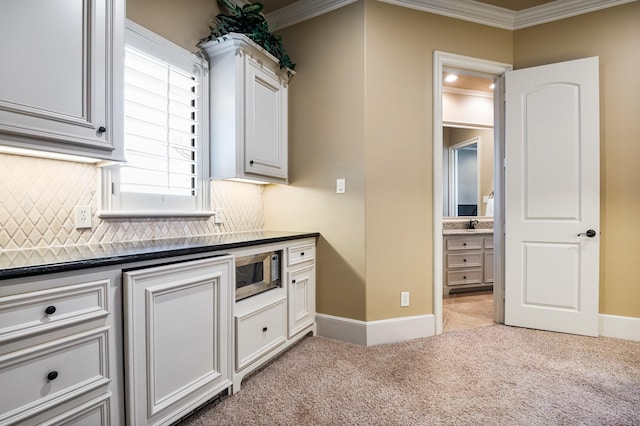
[443,126,494,217]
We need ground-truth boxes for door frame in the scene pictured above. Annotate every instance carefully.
[432,51,512,335]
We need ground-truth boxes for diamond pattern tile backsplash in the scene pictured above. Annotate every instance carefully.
[0,154,264,250]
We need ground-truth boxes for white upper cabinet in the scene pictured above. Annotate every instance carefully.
[202,33,289,184]
[0,0,124,162]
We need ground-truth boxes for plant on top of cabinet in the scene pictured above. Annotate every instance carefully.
[198,0,295,75]
[199,1,293,184]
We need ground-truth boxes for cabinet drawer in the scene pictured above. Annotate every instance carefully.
[0,328,110,425]
[447,269,483,286]
[446,253,483,269]
[446,237,483,251]
[287,243,315,266]
[236,299,286,371]
[0,280,109,345]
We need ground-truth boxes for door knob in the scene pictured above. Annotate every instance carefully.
[577,229,596,238]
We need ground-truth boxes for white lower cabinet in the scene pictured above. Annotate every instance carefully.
[287,265,316,338]
[232,239,317,393]
[123,255,233,426]
[443,234,494,295]
[0,269,123,426]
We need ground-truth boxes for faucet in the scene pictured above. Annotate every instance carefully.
[467,219,479,229]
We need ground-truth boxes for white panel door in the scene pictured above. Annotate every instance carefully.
[287,265,316,338]
[504,57,600,336]
[123,255,233,426]
[244,57,287,180]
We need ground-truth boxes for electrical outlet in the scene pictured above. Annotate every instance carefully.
[75,206,92,229]
[214,208,224,224]
[401,291,410,307]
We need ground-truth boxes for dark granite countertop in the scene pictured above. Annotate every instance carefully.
[0,231,319,280]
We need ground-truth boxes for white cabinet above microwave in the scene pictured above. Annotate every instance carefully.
[201,33,290,184]
[0,0,125,162]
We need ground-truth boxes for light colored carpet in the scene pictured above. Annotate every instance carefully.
[180,325,640,425]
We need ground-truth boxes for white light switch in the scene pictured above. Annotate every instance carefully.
[336,178,346,194]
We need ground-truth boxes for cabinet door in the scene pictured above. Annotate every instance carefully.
[287,265,315,338]
[484,251,494,283]
[0,0,123,161]
[123,256,233,426]
[244,57,287,180]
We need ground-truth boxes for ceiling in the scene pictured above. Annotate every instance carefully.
[443,73,495,93]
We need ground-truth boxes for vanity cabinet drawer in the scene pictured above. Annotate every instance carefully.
[0,280,109,348]
[446,237,483,251]
[235,298,286,371]
[287,243,315,266]
[447,270,483,286]
[446,253,483,269]
[0,328,110,425]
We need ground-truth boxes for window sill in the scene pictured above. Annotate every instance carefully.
[98,210,215,219]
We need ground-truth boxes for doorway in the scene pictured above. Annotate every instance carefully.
[433,51,512,335]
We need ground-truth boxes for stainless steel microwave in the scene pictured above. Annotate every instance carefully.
[235,250,282,301]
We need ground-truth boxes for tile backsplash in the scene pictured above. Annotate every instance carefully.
[0,154,264,250]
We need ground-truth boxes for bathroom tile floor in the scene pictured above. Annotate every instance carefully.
[443,290,494,332]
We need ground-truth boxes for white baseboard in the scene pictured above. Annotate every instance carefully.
[316,313,435,346]
[317,313,640,345]
[599,314,640,341]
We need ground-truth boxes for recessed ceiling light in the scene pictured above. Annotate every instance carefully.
[444,74,458,83]
[490,83,495,89]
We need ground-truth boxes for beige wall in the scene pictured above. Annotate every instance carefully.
[264,0,511,321]
[514,1,640,318]
[127,0,219,51]
[363,0,511,320]
[263,3,367,319]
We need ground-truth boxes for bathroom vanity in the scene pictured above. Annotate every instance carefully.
[443,221,494,296]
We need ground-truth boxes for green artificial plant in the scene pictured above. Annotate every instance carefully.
[199,0,295,73]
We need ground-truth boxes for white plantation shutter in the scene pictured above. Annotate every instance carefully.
[123,48,199,196]
[104,20,210,215]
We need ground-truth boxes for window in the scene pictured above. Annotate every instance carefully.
[102,20,210,216]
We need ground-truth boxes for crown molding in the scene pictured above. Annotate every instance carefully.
[265,0,636,31]
[513,0,637,29]
[266,0,358,30]
[378,0,514,29]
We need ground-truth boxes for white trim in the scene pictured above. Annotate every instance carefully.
[433,51,512,335]
[317,313,640,345]
[379,0,514,29]
[316,313,435,346]
[265,0,358,30]
[514,0,638,29]
[599,314,640,341]
[98,210,214,218]
[316,313,367,345]
[265,0,635,31]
